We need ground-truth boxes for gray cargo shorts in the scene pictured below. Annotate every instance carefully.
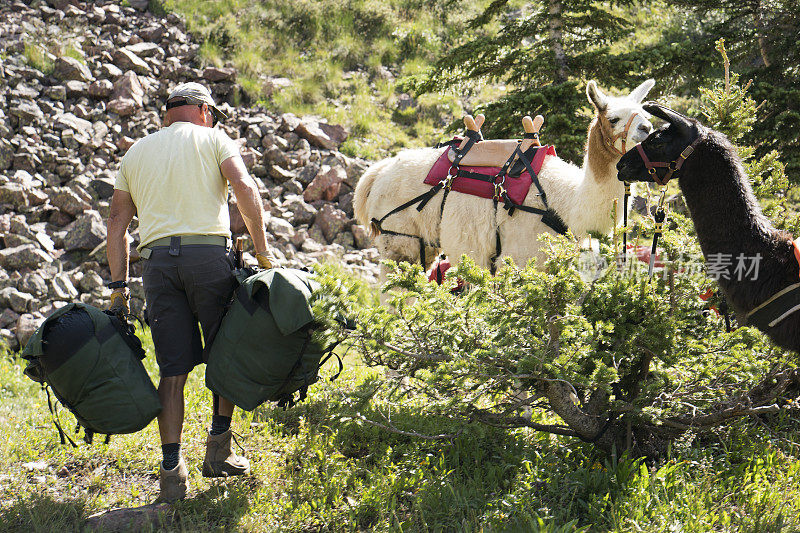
[142,244,236,377]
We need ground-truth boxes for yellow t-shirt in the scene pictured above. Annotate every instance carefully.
[115,122,241,251]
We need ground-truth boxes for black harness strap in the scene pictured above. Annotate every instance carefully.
[433,138,464,149]
[439,130,482,216]
[499,146,567,235]
[514,144,548,205]
[488,145,567,272]
[622,182,631,264]
[454,170,496,183]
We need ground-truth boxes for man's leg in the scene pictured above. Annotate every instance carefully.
[143,250,203,503]
[203,393,249,477]
[158,374,188,452]
[210,394,234,435]
[154,374,189,503]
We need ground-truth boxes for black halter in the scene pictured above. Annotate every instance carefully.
[634,136,703,186]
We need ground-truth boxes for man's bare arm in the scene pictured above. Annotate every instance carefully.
[107,190,137,285]
[221,155,269,254]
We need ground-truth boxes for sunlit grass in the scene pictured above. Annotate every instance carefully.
[4,325,800,530]
[160,0,487,157]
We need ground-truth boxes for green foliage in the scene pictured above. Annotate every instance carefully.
[310,48,799,455]
[699,40,758,142]
[5,330,800,530]
[653,0,800,177]
[698,40,800,234]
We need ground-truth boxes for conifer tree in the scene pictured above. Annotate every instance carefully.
[645,0,800,176]
[404,0,638,163]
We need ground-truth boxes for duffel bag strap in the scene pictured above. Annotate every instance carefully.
[100,311,146,360]
[43,384,77,448]
[318,341,344,381]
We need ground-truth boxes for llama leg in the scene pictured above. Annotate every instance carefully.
[376,234,428,304]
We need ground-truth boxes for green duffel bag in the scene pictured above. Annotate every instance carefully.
[21,303,161,444]
[205,268,343,411]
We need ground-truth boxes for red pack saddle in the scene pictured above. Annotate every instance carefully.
[424,142,556,205]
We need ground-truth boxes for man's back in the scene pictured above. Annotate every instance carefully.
[116,122,240,249]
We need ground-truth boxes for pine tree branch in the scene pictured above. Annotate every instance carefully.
[470,409,580,437]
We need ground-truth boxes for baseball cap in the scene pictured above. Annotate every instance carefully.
[166,82,228,124]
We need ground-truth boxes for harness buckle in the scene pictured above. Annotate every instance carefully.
[439,168,456,191]
[493,183,506,201]
[680,145,695,159]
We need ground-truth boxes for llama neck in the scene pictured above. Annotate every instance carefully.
[568,119,625,235]
[678,140,793,313]
[585,118,619,180]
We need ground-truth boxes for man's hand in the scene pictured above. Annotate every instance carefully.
[108,290,129,317]
[256,251,278,269]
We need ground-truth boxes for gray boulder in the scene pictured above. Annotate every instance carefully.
[8,289,34,313]
[53,56,93,82]
[0,139,14,170]
[10,101,44,125]
[16,313,44,347]
[283,195,318,226]
[0,183,48,208]
[49,187,92,216]
[51,273,79,300]
[314,204,350,243]
[113,49,150,75]
[0,244,53,270]
[64,210,106,251]
[303,165,346,203]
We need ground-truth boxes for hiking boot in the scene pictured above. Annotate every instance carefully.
[202,429,250,478]
[155,456,188,503]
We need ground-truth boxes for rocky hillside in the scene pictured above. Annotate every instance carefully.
[0,0,380,351]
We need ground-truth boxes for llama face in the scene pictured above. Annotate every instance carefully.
[587,79,655,154]
[616,104,702,183]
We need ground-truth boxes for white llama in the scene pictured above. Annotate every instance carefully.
[354,80,656,271]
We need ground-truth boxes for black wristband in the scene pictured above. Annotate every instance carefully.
[106,280,129,289]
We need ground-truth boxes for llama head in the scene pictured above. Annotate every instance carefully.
[616,103,706,184]
[586,79,655,156]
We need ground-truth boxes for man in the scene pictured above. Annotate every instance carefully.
[106,82,275,502]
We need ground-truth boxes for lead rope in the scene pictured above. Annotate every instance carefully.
[622,182,631,265]
[648,187,668,277]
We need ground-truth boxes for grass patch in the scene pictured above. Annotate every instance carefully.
[3,320,800,530]
[62,45,85,64]
[161,0,486,157]
[22,43,54,75]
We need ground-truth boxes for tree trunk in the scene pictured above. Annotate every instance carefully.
[547,0,569,83]
[755,0,772,67]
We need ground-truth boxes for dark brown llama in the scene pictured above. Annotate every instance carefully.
[616,103,800,352]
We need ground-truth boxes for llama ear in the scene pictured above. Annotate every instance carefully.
[629,79,655,103]
[586,81,607,111]
[643,103,693,135]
